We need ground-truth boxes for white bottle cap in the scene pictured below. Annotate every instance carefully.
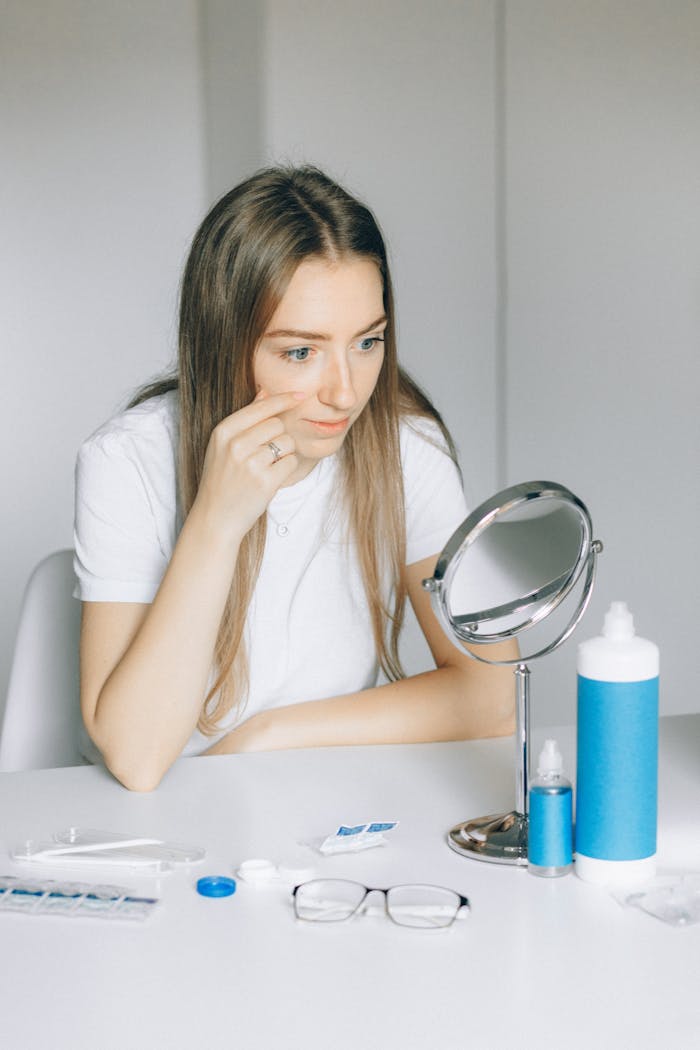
[603,601,635,641]
[537,738,563,776]
[578,600,659,681]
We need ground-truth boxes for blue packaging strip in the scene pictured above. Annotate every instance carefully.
[528,786,573,868]
[576,676,658,861]
[336,822,397,837]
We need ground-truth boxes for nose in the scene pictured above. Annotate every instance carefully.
[317,353,357,411]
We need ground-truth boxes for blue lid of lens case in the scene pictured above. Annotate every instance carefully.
[196,876,236,898]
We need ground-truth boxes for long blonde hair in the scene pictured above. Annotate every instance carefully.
[133,166,457,734]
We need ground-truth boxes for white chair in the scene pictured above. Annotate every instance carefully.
[0,550,87,771]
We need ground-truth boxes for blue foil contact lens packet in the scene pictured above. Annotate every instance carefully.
[317,822,399,855]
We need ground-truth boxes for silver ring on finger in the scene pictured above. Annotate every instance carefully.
[267,440,283,464]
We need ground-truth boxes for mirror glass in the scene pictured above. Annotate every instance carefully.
[436,487,591,644]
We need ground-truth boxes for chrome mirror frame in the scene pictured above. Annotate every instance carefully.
[423,480,603,865]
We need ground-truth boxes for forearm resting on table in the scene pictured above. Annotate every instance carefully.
[82,508,242,792]
[205,661,516,755]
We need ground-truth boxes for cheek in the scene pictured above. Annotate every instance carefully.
[253,356,316,396]
[358,353,384,400]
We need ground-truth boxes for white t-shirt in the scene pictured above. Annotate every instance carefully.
[74,391,467,756]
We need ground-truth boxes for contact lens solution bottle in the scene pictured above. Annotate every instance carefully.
[527,739,573,877]
[575,601,659,885]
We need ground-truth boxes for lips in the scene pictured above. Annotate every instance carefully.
[304,417,350,435]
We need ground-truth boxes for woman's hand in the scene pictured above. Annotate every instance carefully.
[203,710,274,755]
[191,389,305,544]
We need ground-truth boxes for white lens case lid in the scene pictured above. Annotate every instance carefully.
[236,857,316,886]
[236,859,279,884]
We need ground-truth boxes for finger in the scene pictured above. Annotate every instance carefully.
[255,433,295,467]
[246,390,305,419]
[248,417,293,449]
[218,390,306,437]
[270,451,299,482]
[218,416,292,466]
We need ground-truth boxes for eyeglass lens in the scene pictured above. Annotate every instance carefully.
[294,879,366,922]
[294,880,462,928]
[387,884,462,928]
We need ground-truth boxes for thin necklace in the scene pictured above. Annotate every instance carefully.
[267,502,308,537]
[267,467,322,537]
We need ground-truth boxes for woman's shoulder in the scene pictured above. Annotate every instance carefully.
[398,414,466,560]
[78,390,178,466]
[399,414,462,504]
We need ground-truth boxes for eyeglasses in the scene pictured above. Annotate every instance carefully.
[292,879,470,929]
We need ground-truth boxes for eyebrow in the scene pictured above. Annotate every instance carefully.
[263,314,388,342]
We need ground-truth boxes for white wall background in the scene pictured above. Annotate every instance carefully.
[1,0,698,729]
[504,0,700,723]
[0,0,206,716]
[263,0,500,508]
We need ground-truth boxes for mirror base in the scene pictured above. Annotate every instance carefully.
[447,811,528,865]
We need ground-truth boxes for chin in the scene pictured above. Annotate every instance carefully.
[300,434,347,459]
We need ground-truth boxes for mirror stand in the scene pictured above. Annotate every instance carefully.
[424,481,602,867]
[448,663,530,863]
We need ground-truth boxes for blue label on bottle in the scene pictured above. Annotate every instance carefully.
[576,676,658,861]
[528,786,573,867]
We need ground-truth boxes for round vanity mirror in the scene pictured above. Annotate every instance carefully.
[423,481,602,864]
[431,482,596,654]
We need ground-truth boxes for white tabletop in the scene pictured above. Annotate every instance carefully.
[1,716,700,1050]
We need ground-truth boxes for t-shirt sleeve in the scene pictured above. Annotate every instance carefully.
[73,434,169,603]
[402,419,468,566]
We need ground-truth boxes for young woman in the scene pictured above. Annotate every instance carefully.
[74,165,515,791]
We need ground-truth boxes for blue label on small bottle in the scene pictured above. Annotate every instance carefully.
[528,785,573,868]
[576,676,658,861]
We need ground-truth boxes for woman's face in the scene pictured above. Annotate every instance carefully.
[254,255,386,481]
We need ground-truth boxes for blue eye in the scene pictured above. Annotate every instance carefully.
[284,347,312,362]
[358,336,383,352]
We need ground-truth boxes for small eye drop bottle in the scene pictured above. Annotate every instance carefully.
[528,739,573,877]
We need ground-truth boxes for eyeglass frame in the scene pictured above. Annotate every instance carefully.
[291,878,471,929]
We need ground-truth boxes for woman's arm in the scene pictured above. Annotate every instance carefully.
[80,509,241,791]
[80,391,304,791]
[205,554,517,755]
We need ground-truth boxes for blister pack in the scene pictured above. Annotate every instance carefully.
[0,875,159,921]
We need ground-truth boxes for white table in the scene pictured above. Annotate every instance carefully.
[1,716,699,1050]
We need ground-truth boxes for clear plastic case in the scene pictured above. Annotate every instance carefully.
[10,826,206,874]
